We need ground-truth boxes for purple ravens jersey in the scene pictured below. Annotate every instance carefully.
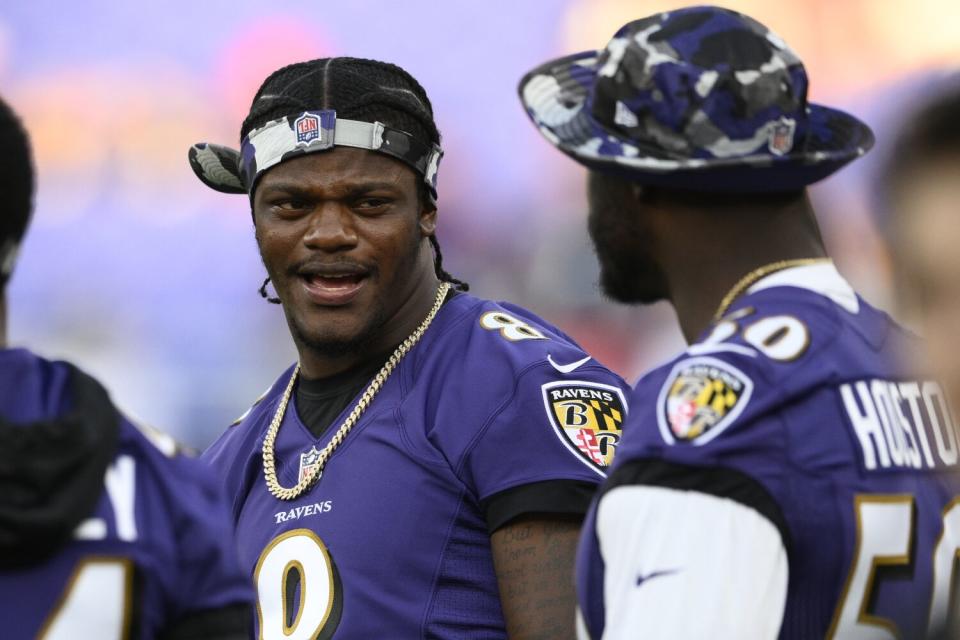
[202,292,630,639]
[577,263,960,639]
[0,348,253,639]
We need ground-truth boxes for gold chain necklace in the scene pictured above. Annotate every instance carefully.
[262,282,452,501]
[713,258,830,322]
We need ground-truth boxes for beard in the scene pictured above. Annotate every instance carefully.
[287,296,390,358]
[595,252,663,304]
[587,196,668,304]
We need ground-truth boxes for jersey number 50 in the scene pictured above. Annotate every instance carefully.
[828,495,960,638]
[254,529,343,640]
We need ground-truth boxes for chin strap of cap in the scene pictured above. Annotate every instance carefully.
[188,110,442,203]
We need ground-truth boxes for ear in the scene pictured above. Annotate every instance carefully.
[419,204,438,237]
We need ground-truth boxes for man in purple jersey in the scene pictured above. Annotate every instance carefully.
[521,6,960,639]
[0,96,253,638]
[189,58,629,638]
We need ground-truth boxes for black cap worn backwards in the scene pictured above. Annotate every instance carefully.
[189,57,443,201]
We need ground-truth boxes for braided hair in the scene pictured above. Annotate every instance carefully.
[242,57,467,290]
[0,97,34,290]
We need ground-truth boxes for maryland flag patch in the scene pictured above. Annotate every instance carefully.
[542,381,627,474]
[657,357,753,445]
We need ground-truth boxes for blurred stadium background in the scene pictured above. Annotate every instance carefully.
[2,0,957,448]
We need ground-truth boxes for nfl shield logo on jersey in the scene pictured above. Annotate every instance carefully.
[542,381,627,472]
[657,357,753,445]
[295,113,320,144]
[298,446,323,483]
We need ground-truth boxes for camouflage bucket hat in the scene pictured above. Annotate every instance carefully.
[518,5,875,192]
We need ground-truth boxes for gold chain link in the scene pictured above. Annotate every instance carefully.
[262,282,452,501]
[713,258,830,322]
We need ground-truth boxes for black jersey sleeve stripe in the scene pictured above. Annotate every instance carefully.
[602,458,792,550]
[159,603,252,640]
[481,479,599,533]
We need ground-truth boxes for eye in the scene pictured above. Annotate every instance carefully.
[271,199,311,214]
[353,197,392,213]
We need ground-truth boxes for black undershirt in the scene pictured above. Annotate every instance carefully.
[295,356,389,441]
[294,288,461,439]
[292,290,596,532]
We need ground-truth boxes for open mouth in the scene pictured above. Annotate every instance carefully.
[298,268,370,306]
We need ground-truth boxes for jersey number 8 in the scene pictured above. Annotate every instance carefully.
[254,529,342,640]
[480,311,547,342]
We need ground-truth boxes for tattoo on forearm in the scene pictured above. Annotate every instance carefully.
[492,517,581,640]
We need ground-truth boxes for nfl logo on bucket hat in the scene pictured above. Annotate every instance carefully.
[518,5,874,192]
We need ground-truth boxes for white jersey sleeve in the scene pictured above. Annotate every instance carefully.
[595,485,788,640]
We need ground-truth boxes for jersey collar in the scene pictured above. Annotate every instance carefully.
[746,260,859,314]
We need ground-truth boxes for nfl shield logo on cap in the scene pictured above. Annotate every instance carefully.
[769,118,797,156]
[295,113,320,144]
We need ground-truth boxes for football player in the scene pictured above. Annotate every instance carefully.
[189,58,630,638]
[520,6,960,639]
[0,98,253,636]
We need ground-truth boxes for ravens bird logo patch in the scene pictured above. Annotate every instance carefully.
[542,381,627,474]
[657,357,753,445]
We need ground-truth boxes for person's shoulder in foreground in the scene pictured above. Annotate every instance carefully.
[0,348,253,639]
[0,93,251,639]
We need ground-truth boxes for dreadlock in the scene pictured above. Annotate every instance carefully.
[428,219,468,292]
[242,57,468,290]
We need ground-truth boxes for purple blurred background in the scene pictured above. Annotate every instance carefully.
[3,0,958,447]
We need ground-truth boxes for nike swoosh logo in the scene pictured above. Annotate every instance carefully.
[547,354,592,374]
[636,568,679,587]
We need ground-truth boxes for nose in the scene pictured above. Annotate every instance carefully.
[302,203,359,253]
